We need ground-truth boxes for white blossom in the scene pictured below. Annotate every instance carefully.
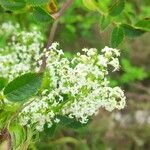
[0,22,126,131]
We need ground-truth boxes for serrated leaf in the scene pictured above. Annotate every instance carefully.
[109,0,125,16]
[4,73,43,102]
[26,0,49,6]
[135,18,150,32]
[100,15,111,31]
[121,24,145,38]
[32,7,52,22]
[0,0,26,11]
[0,77,8,91]
[111,26,124,47]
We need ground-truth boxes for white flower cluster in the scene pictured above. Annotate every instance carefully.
[19,96,56,131]
[0,22,44,80]
[20,43,126,131]
[0,22,126,132]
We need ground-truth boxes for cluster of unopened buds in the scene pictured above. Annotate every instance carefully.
[0,22,126,131]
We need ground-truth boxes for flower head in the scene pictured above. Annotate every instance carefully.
[0,22,126,131]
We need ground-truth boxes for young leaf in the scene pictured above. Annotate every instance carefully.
[135,18,150,32]
[121,24,145,38]
[0,0,26,11]
[111,26,124,48]
[82,0,99,11]
[32,7,52,22]
[100,15,111,31]
[0,77,8,91]
[109,0,125,16]
[4,73,43,102]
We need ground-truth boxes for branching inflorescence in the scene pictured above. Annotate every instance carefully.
[0,22,126,132]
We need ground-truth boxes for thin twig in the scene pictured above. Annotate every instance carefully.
[39,20,59,73]
[51,0,74,20]
[38,0,74,73]
[46,21,59,49]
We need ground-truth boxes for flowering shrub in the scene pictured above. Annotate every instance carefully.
[0,0,149,149]
[0,23,126,135]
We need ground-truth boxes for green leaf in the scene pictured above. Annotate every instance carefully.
[44,123,57,137]
[57,115,89,129]
[9,123,26,148]
[57,115,74,127]
[66,120,89,129]
[0,77,8,91]
[4,73,43,102]
[26,0,49,6]
[135,18,150,32]
[32,7,52,22]
[40,71,51,90]
[100,15,111,31]
[121,24,145,38]
[109,0,125,16]
[111,26,124,47]
[0,36,6,47]
[82,0,99,11]
[0,0,26,11]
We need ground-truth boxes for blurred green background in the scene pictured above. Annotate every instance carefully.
[0,0,150,149]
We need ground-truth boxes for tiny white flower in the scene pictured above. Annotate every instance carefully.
[97,55,108,67]
[109,58,120,71]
